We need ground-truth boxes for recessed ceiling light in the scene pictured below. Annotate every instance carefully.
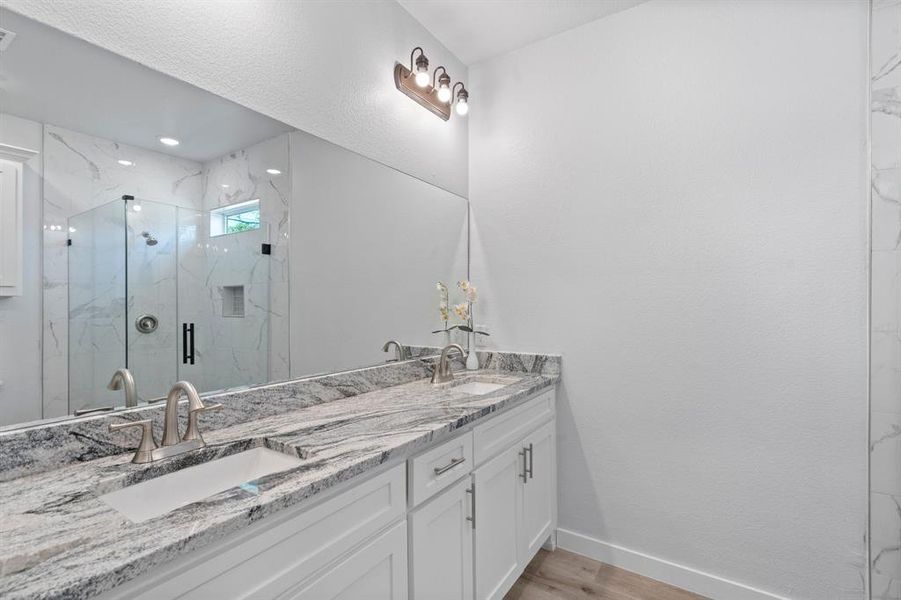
[117,159,134,167]
[221,184,230,189]
[158,136,180,146]
[266,168,281,175]
[132,204,142,212]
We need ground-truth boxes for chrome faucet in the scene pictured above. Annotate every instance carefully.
[431,344,466,384]
[107,368,137,408]
[382,340,409,362]
[109,380,222,464]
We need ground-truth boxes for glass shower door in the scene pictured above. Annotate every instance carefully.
[177,205,269,393]
[125,198,178,402]
[67,199,127,412]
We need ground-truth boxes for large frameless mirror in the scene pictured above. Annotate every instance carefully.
[0,10,468,428]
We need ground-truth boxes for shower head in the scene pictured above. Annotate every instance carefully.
[141,231,158,246]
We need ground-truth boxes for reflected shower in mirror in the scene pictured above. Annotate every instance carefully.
[0,10,468,429]
[67,197,272,413]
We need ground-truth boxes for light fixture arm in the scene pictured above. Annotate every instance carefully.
[452,82,465,99]
[432,66,448,88]
[409,47,424,71]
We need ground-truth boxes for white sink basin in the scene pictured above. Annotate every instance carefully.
[453,381,507,396]
[100,448,302,523]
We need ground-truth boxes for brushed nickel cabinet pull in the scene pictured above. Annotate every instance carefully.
[466,484,476,529]
[527,442,534,479]
[433,456,466,476]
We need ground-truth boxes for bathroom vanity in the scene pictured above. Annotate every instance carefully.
[0,352,560,600]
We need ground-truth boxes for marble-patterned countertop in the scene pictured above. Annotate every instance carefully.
[0,368,558,600]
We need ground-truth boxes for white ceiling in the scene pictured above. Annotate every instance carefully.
[397,0,648,66]
[0,10,294,163]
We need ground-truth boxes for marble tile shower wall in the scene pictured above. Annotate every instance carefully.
[176,208,270,393]
[42,125,202,417]
[201,133,291,384]
[870,2,901,599]
[126,201,180,403]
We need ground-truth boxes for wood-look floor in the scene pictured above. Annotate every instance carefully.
[505,549,710,600]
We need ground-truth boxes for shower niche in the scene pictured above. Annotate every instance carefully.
[67,196,270,412]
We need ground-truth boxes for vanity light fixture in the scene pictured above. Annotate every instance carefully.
[158,136,180,147]
[117,159,134,167]
[266,168,282,175]
[394,46,470,121]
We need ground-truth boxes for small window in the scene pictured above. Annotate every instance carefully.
[210,199,260,237]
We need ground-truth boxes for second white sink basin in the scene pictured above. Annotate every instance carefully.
[453,381,507,396]
[100,447,302,523]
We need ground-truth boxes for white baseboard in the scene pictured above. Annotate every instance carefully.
[555,528,792,600]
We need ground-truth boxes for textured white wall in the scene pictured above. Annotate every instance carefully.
[469,1,869,599]
[0,113,42,426]
[0,0,468,197]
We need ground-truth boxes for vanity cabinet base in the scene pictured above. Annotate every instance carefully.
[97,387,556,600]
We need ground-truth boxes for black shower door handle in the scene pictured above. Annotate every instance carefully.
[182,323,195,365]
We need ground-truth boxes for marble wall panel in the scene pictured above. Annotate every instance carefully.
[871,2,901,597]
[201,133,290,384]
[43,124,202,417]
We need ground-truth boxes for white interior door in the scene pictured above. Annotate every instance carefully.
[0,160,21,295]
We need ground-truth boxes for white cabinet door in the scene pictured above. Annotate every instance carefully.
[286,521,408,600]
[410,478,474,600]
[519,420,555,561]
[473,444,523,600]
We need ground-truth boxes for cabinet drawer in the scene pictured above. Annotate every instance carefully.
[104,464,407,600]
[409,431,473,506]
[473,390,554,466]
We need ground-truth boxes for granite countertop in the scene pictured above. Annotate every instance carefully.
[0,366,558,600]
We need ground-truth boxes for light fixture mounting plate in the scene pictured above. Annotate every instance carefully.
[394,63,450,121]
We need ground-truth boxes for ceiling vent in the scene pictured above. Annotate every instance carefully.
[0,28,17,52]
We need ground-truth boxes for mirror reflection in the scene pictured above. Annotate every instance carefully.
[0,12,468,428]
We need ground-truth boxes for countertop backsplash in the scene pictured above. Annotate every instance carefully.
[0,349,561,482]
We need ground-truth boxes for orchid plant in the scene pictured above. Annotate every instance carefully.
[432,280,489,337]
[433,282,451,336]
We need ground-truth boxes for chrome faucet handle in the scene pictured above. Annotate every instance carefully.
[109,419,158,464]
[182,403,223,443]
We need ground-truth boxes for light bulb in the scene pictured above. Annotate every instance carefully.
[455,98,469,116]
[415,71,430,87]
[158,136,180,146]
[437,86,451,103]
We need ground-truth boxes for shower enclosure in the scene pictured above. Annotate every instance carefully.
[67,196,270,412]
